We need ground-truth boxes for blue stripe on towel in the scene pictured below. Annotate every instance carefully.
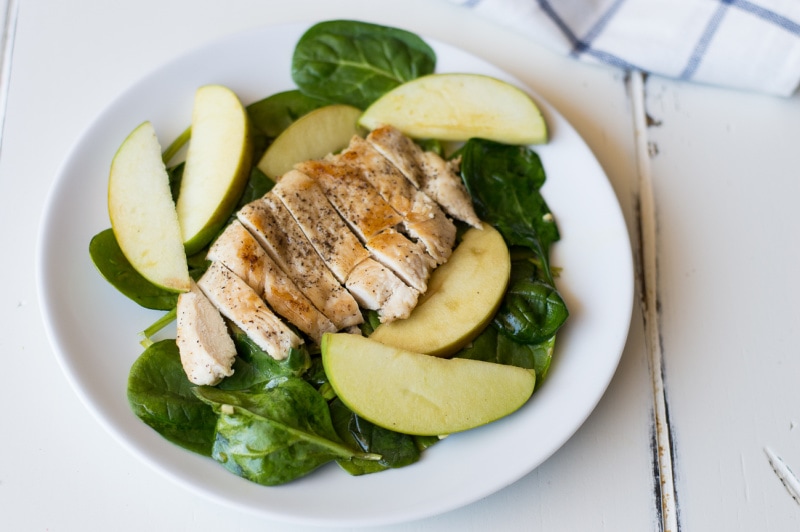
[731,0,800,36]
[578,0,627,56]
[681,0,800,80]
[538,0,643,70]
[681,2,729,79]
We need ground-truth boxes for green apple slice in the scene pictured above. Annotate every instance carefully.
[370,224,510,357]
[359,73,548,144]
[322,333,535,436]
[176,84,252,255]
[108,121,190,293]
[257,104,362,180]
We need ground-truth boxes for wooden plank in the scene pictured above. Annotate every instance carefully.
[631,70,679,532]
[644,76,800,530]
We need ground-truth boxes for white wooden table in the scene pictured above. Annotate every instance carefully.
[2,1,799,530]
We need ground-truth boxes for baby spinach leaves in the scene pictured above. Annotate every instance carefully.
[492,248,568,345]
[127,337,378,485]
[329,398,422,476]
[217,331,311,390]
[457,140,568,385]
[292,20,436,109]
[459,327,556,390]
[460,138,560,284]
[247,90,330,139]
[494,278,568,344]
[127,340,217,456]
[89,229,179,310]
[194,379,371,486]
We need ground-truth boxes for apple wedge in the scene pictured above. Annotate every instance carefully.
[322,333,535,436]
[176,84,252,255]
[359,73,548,144]
[108,121,190,293]
[257,104,362,180]
[369,224,510,357]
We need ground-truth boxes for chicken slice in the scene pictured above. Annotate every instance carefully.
[294,159,403,240]
[363,127,423,188]
[337,136,457,264]
[417,151,483,229]
[207,220,269,294]
[272,170,370,284]
[197,262,302,361]
[206,220,336,343]
[237,195,363,330]
[286,164,425,319]
[176,280,237,386]
[365,228,435,293]
[345,257,420,322]
[366,125,482,228]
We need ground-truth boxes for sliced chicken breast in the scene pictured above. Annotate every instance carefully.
[197,261,302,361]
[294,159,403,240]
[345,257,420,322]
[366,228,435,293]
[417,151,483,229]
[366,125,482,228]
[176,280,237,386]
[296,155,435,293]
[285,165,423,322]
[337,136,457,264]
[207,220,336,343]
[207,219,269,294]
[272,170,370,284]
[237,195,363,330]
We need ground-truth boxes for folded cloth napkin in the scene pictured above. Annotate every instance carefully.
[449,0,800,96]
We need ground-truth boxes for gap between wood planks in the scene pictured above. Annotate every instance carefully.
[627,70,681,532]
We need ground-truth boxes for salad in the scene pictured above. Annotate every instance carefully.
[88,19,569,486]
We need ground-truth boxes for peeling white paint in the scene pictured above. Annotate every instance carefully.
[630,70,679,532]
[765,447,800,506]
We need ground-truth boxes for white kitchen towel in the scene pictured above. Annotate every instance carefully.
[449,0,800,96]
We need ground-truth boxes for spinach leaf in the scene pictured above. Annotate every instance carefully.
[458,327,555,389]
[246,90,330,138]
[292,20,436,109]
[329,398,420,476]
[233,165,274,210]
[127,340,217,455]
[493,278,568,344]
[358,309,382,336]
[492,247,568,344]
[218,330,311,390]
[89,228,179,310]
[167,162,184,203]
[460,139,560,284]
[195,378,373,485]
[414,434,441,452]
[455,246,561,388]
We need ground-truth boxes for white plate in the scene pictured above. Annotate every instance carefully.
[37,22,633,528]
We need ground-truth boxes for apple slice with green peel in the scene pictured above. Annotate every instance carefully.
[108,121,190,293]
[370,224,510,357]
[176,84,252,255]
[257,104,363,180]
[359,73,548,144]
[322,333,535,436]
